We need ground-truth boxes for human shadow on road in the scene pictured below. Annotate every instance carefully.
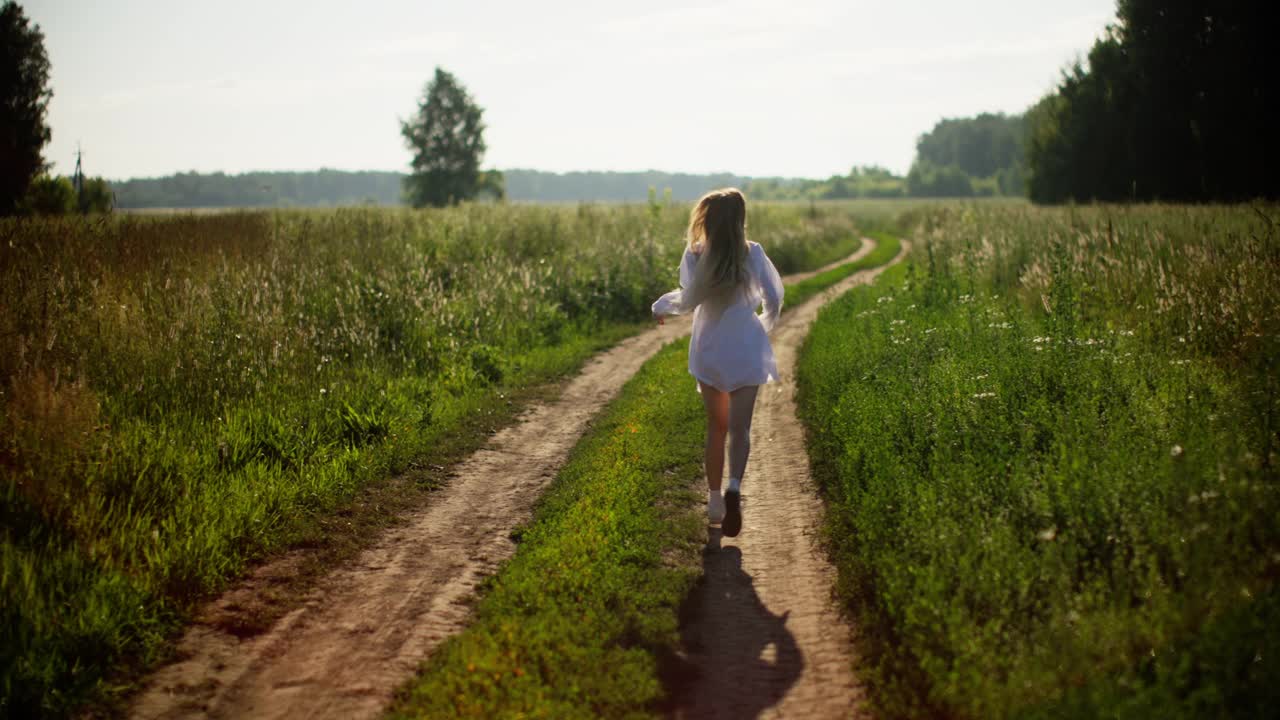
[661,528,803,719]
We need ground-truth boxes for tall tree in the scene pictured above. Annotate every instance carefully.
[401,68,492,207]
[0,1,52,216]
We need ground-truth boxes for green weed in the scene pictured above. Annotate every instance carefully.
[797,204,1280,718]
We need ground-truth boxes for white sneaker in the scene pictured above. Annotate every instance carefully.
[707,491,726,524]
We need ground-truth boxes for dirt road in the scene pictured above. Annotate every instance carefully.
[130,241,879,720]
[672,241,909,720]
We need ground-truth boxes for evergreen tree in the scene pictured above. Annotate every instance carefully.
[401,68,494,207]
[1027,0,1277,203]
[0,1,53,216]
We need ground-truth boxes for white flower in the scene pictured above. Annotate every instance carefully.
[1037,527,1057,541]
[972,392,996,399]
[1171,444,1184,458]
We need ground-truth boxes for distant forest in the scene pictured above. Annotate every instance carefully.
[109,106,1033,208]
[108,169,855,208]
[110,169,765,207]
[110,123,1030,210]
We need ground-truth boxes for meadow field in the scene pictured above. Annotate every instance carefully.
[3,198,1277,718]
[0,202,861,716]
[798,203,1279,716]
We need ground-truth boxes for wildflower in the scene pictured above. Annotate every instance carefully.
[972,392,996,399]
[891,319,905,326]
[1170,444,1184,458]
[320,388,328,395]
[1037,527,1057,541]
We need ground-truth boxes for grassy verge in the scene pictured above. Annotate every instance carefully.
[391,234,902,717]
[784,231,901,307]
[389,339,706,719]
[2,320,643,716]
[796,205,1280,718]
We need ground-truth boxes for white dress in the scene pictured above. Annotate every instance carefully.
[651,241,784,392]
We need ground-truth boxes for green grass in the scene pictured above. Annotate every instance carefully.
[0,202,863,718]
[796,203,1280,718]
[785,230,902,307]
[391,233,902,718]
[389,340,707,719]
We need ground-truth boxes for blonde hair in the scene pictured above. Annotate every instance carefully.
[685,188,749,309]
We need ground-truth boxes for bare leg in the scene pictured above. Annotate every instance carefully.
[700,382,729,491]
[727,385,759,482]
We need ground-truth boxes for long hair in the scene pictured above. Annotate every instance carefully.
[684,188,749,311]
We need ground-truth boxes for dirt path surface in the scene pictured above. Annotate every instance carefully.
[130,241,875,720]
[672,241,909,720]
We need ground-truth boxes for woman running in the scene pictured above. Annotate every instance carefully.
[651,188,783,537]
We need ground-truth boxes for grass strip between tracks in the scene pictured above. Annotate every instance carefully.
[785,230,900,308]
[389,338,706,718]
[391,235,900,718]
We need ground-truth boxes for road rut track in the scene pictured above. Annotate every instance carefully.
[672,240,909,720]
[130,239,882,720]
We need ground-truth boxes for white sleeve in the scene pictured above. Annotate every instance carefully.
[651,250,699,317]
[756,245,784,333]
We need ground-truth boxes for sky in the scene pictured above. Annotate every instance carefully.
[26,0,1116,180]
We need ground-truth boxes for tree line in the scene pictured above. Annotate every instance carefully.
[7,0,1274,213]
[1026,0,1276,202]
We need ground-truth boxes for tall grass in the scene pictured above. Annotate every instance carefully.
[0,201,858,717]
[797,203,1280,717]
